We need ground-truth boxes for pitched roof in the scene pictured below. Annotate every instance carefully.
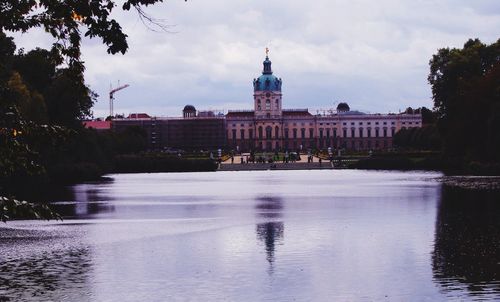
[83,121,111,130]
[127,113,151,119]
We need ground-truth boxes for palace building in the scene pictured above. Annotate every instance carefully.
[109,53,422,152]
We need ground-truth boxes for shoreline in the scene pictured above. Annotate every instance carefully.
[438,176,500,190]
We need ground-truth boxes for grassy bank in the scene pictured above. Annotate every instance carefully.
[348,152,500,175]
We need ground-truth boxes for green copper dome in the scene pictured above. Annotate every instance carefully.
[253,56,282,92]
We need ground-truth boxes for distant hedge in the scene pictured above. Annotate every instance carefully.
[113,155,217,173]
[350,155,500,175]
[350,157,416,170]
[49,162,104,183]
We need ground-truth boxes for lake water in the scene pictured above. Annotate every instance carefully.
[1,170,499,301]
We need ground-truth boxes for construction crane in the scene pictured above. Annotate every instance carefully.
[109,83,130,118]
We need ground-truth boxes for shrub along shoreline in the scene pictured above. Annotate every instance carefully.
[348,152,500,176]
[113,154,218,173]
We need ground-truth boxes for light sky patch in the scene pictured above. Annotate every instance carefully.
[9,0,500,118]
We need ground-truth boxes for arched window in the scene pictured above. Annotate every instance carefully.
[275,126,279,138]
[265,99,271,110]
[258,126,263,139]
[266,126,272,139]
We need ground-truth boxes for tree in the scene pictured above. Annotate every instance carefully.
[0,33,89,220]
[0,105,64,221]
[44,69,97,128]
[1,0,187,72]
[428,38,500,161]
[419,107,437,125]
[1,1,186,221]
[393,126,441,151]
[13,48,60,94]
[6,71,48,123]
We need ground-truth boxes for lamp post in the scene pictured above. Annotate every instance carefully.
[217,148,222,167]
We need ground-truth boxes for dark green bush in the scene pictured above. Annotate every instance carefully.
[114,155,217,173]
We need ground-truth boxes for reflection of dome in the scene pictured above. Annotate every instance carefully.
[253,56,282,92]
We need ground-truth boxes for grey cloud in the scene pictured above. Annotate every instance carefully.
[10,0,500,117]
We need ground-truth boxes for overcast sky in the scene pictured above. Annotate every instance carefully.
[11,0,500,118]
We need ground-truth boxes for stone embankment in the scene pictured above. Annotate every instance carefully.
[219,162,334,171]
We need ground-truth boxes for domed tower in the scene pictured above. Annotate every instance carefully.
[253,51,282,118]
[336,102,350,113]
[183,105,196,118]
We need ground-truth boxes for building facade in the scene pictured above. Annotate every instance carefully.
[110,54,422,152]
[225,54,422,152]
[112,110,226,151]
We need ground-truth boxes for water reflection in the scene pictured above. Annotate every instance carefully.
[3,171,500,301]
[255,196,284,219]
[255,196,285,271]
[52,181,116,218]
[433,186,500,298]
[0,247,93,301]
[256,222,285,264]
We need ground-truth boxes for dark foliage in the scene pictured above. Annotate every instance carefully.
[393,125,441,150]
[0,1,187,220]
[0,0,187,72]
[429,38,500,163]
[114,154,217,173]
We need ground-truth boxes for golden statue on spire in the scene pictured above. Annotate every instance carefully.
[266,47,269,56]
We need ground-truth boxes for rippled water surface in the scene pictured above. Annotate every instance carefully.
[1,170,499,301]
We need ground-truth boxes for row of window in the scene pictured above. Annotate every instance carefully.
[342,128,395,138]
[232,139,392,150]
[230,121,420,128]
[256,98,280,111]
[230,127,404,139]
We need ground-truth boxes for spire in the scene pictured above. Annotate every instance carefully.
[263,48,273,75]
